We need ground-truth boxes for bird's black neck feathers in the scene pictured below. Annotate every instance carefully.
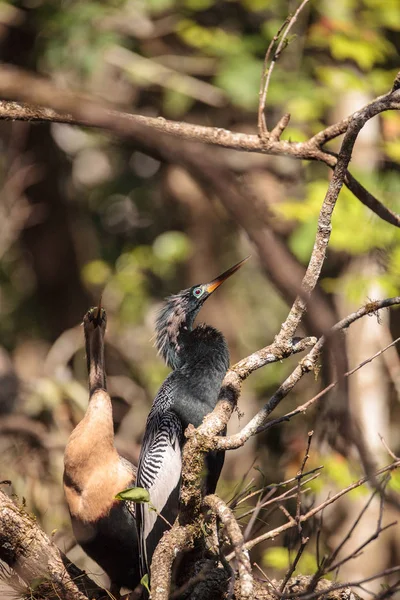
[169,324,229,429]
[155,290,202,369]
[155,286,230,426]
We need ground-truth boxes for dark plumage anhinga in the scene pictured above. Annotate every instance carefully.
[136,258,249,578]
[63,306,140,594]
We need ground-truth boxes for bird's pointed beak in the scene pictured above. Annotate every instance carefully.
[204,256,250,295]
[93,297,103,327]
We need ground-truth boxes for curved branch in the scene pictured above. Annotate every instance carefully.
[203,494,253,600]
[186,80,400,460]
[215,295,400,451]
[150,524,194,600]
[277,89,400,343]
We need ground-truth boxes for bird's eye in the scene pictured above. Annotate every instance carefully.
[192,286,204,298]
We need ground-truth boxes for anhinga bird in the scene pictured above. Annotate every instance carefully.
[63,306,140,594]
[136,258,248,578]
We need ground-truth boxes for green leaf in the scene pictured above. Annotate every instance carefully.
[115,487,150,503]
[81,260,112,286]
[263,547,288,570]
[141,573,151,593]
[289,219,318,264]
[153,231,193,263]
[163,88,194,119]
[215,54,263,109]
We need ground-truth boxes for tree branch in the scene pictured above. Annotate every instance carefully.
[228,459,400,557]
[0,66,398,229]
[258,0,310,137]
[214,296,400,450]
[150,525,194,600]
[0,489,106,600]
[203,494,253,600]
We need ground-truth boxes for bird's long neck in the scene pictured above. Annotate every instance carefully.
[172,324,230,428]
[64,325,122,517]
[68,323,114,465]
[165,326,190,370]
[85,327,106,394]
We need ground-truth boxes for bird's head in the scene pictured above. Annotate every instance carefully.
[83,302,107,361]
[83,302,107,334]
[156,257,249,369]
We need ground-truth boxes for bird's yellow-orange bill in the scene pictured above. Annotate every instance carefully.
[205,256,250,294]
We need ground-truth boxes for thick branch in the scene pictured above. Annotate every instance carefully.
[0,489,106,600]
[150,524,194,600]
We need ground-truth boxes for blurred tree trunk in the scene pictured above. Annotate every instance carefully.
[0,6,89,339]
[325,85,397,593]
[20,122,90,337]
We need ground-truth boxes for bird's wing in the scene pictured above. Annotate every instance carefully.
[136,404,183,578]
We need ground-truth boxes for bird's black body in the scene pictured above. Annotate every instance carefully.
[64,307,140,593]
[136,258,248,579]
[78,495,138,589]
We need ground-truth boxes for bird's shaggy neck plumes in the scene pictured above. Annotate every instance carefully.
[155,290,200,369]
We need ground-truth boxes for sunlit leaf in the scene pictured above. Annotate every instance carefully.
[141,573,151,593]
[215,55,263,109]
[82,260,112,286]
[153,231,193,262]
[115,487,150,503]
[263,547,288,570]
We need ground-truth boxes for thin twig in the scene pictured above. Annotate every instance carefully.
[296,432,313,534]
[282,566,400,600]
[214,304,400,450]
[279,433,314,593]
[258,17,289,135]
[280,539,310,594]
[225,459,400,558]
[258,0,310,136]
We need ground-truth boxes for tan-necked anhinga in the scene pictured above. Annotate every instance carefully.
[63,306,140,594]
[136,258,248,578]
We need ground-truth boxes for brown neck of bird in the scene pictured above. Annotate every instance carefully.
[86,326,106,393]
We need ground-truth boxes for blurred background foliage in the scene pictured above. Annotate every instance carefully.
[0,0,400,592]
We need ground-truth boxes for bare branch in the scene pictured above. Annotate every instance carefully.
[150,525,194,600]
[0,489,106,600]
[203,494,253,600]
[280,540,309,595]
[284,567,400,600]
[234,460,400,557]
[214,297,400,450]
[0,67,398,229]
[232,336,317,381]
[278,89,400,343]
[258,18,290,135]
